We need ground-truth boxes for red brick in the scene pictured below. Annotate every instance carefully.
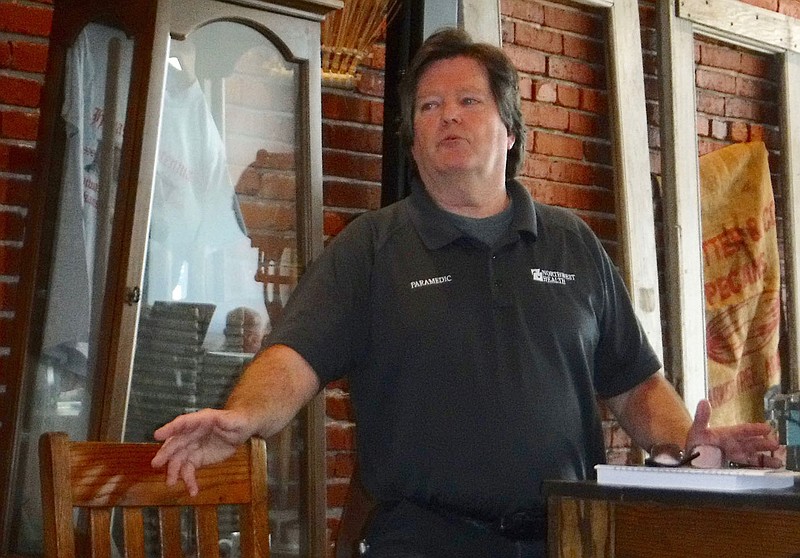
[2,40,49,73]
[518,76,532,100]
[326,422,355,451]
[325,391,353,421]
[326,452,356,480]
[324,209,360,237]
[534,81,557,103]
[503,44,546,75]
[365,42,386,71]
[355,68,384,97]
[542,4,602,36]
[500,0,544,23]
[695,90,725,116]
[579,88,607,115]
[0,209,25,241]
[567,111,603,136]
[735,75,775,99]
[778,0,800,18]
[0,2,52,36]
[501,19,515,44]
[729,120,749,142]
[725,97,772,121]
[696,115,711,137]
[578,211,618,243]
[323,151,382,182]
[741,0,778,9]
[0,244,21,276]
[514,24,563,54]
[696,68,737,95]
[322,122,383,154]
[0,316,15,346]
[322,93,382,125]
[582,139,612,165]
[0,75,42,108]
[548,57,604,87]
[0,176,31,207]
[556,84,580,108]
[532,131,584,160]
[647,125,660,150]
[1,109,39,141]
[698,42,742,72]
[646,102,659,126]
[323,180,380,210]
[739,51,774,79]
[326,480,351,508]
[748,123,768,142]
[0,280,18,311]
[522,101,569,131]
[563,35,604,64]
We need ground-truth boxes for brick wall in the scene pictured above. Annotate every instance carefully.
[0,0,52,440]
[4,0,800,556]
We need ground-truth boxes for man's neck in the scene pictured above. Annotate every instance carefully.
[421,172,509,218]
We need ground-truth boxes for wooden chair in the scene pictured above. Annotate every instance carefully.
[39,431,270,558]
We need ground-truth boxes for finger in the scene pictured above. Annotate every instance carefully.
[181,461,199,497]
[692,399,712,429]
[164,447,188,486]
[761,454,783,469]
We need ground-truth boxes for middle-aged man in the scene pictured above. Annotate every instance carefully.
[152,28,780,558]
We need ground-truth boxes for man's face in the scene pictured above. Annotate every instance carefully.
[411,56,514,184]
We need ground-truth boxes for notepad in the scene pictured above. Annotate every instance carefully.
[595,464,799,492]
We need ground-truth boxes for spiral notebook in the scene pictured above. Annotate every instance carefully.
[595,464,799,492]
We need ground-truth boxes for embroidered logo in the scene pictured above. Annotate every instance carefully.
[531,268,575,285]
[410,275,452,289]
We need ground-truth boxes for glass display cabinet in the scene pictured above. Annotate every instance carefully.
[3,0,340,555]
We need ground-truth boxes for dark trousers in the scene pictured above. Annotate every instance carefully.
[362,500,546,558]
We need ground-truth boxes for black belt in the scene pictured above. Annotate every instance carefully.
[421,501,547,542]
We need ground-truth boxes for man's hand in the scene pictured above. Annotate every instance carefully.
[151,408,254,496]
[686,399,782,468]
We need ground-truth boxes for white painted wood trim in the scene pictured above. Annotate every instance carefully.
[678,0,800,54]
[782,51,800,391]
[461,0,501,46]
[606,0,664,360]
[658,1,707,416]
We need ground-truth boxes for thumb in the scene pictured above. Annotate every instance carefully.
[693,399,712,429]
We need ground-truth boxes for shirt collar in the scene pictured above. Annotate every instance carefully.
[407,177,539,250]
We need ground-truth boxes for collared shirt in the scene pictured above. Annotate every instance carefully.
[266,178,660,518]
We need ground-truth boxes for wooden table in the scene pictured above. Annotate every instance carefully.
[544,478,800,557]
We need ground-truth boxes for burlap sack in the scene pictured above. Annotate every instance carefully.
[700,141,781,426]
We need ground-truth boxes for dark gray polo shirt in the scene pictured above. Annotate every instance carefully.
[266,178,660,519]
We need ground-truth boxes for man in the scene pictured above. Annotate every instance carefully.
[152,28,780,557]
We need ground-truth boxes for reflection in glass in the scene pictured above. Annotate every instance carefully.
[124,22,303,556]
[8,22,134,555]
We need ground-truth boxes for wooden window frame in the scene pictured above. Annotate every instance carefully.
[659,0,800,413]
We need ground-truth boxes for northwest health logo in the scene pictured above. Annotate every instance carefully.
[531,268,575,285]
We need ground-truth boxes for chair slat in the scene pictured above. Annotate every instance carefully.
[122,508,146,558]
[39,432,270,558]
[159,507,184,558]
[88,508,111,558]
[196,506,221,557]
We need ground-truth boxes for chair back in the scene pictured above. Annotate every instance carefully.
[39,431,270,558]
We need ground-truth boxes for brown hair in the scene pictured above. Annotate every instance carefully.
[398,27,527,180]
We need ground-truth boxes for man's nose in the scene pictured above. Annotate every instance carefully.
[441,100,461,123]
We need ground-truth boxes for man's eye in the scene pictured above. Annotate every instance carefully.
[462,97,479,105]
[418,101,438,111]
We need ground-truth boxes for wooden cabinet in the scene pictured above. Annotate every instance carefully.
[2,0,339,555]
[546,480,800,557]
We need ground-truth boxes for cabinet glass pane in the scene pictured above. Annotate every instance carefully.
[124,22,304,557]
[7,22,134,556]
